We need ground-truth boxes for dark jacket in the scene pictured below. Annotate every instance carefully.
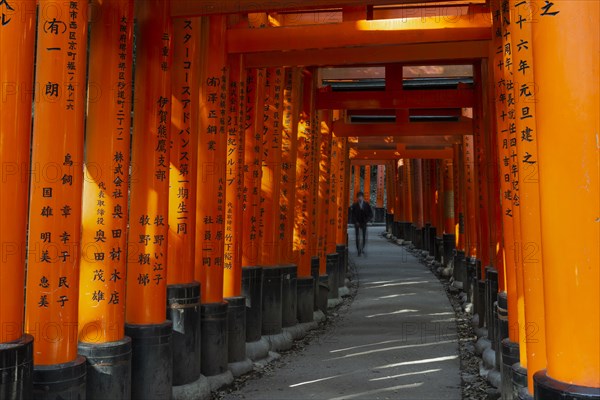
[350,200,373,225]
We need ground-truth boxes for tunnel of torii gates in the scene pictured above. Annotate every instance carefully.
[0,0,598,399]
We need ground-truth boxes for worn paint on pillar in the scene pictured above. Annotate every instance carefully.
[293,70,317,277]
[463,135,478,258]
[196,16,228,303]
[376,165,385,208]
[422,160,432,226]
[260,67,284,265]
[442,160,455,235]
[125,0,171,325]
[392,160,402,223]
[403,159,413,224]
[279,68,302,263]
[490,0,519,343]
[531,0,599,388]
[24,0,88,364]
[452,144,466,251]
[317,110,333,268]
[412,160,424,229]
[241,69,265,267]
[508,0,548,391]
[79,0,133,343]
[223,55,246,297]
[167,17,199,286]
[0,0,36,343]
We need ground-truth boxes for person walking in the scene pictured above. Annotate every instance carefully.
[350,191,373,256]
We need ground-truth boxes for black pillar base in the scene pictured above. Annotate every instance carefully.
[423,224,431,252]
[385,213,393,233]
[486,268,499,344]
[414,228,423,249]
[296,277,314,323]
[317,275,329,313]
[225,296,247,363]
[501,339,520,400]
[428,226,436,256]
[241,266,263,343]
[126,321,172,400]
[0,334,33,400]
[392,221,399,238]
[452,250,466,287]
[336,244,347,288]
[465,257,477,303]
[78,337,131,400]
[310,257,320,312]
[281,264,298,328]
[33,355,86,400]
[261,266,283,336]
[200,302,228,377]
[326,253,339,299]
[442,233,455,268]
[534,370,600,399]
[434,236,443,262]
[512,363,528,400]
[167,282,201,386]
[374,207,385,223]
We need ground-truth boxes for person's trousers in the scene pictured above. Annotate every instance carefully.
[354,223,367,252]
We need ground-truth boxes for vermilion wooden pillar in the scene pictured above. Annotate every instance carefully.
[124,1,173,397]
[241,68,266,268]
[376,165,385,208]
[463,135,478,259]
[353,165,361,201]
[279,68,302,263]
[195,16,229,303]
[260,67,285,265]
[317,109,333,267]
[23,1,88,396]
[293,69,317,276]
[1,0,35,348]
[223,54,246,297]
[78,1,134,396]
[363,165,371,202]
[506,0,548,393]
[452,144,465,252]
[442,160,455,235]
[1,1,36,395]
[531,0,599,394]
[490,0,519,344]
[25,0,88,370]
[336,138,350,247]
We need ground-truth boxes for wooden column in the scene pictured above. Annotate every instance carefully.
[336,138,350,246]
[1,0,36,345]
[79,0,133,345]
[279,68,302,263]
[531,0,599,392]
[353,165,361,201]
[260,67,285,265]
[463,135,478,259]
[317,109,334,267]
[25,0,88,365]
[376,165,385,208]
[363,165,371,203]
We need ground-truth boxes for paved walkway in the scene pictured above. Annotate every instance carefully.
[224,229,461,400]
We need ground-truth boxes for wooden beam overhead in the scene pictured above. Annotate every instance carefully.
[352,135,462,145]
[242,40,489,68]
[227,12,490,54]
[335,120,472,137]
[171,0,452,17]
[350,148,453,159]
[319,88,474,110]
[351,159,391,166]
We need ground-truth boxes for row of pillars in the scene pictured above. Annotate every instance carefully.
[382,0,599,399]
[0,2,353,399]
[350,164,387,222]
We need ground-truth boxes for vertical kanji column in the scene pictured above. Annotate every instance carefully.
[241,68,265,268]
[0,0,36,397]
[375,165,385,223]
[196,15,230,377]
[402,159,414,242]
[336,138,350,252]
[316,109,333,270]
[531,0,599,396]
[490,1,522,394]
[124,0,172,397]
[167,17,202,389]
[223,55,245,298]
[260,67,284,265]
[293,70,317,278]
[24,0,88,397]
[353,165,361,204]
[506,0,548,395]
[77,0,133,398]
[363,165,371,203]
